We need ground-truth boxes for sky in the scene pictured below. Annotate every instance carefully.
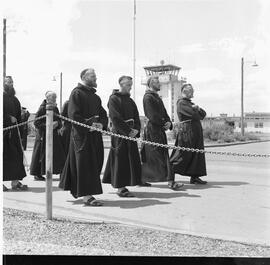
[2,0,270,116]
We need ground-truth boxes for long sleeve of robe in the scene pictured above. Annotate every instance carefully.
[178,99,207,121]
[98,104,109,131]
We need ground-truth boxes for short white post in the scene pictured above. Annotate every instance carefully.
[46,103,53,220]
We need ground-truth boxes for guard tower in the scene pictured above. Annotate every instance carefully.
[142,60,186,122]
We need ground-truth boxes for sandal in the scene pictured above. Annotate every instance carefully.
[3,185,9,192]
[168,182,184,191]
[11,182,28,191]
[117,188,135,197]
[84,197,103,207]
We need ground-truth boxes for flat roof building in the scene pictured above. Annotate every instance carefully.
[238,112,270,133]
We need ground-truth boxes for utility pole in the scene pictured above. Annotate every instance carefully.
[241,57,244,137]
[133,0,136,101]
[53,73,63,112]
[3,18,6,85]
[60,72,63,113]
[240,57,258,137]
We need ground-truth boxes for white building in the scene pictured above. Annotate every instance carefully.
[234,112,270,133]
[141,61,186,122]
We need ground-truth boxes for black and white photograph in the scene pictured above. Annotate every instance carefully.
[1,0,270,262]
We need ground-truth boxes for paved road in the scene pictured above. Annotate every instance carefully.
[3,142,270,246]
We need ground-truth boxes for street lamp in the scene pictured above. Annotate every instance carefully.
[52,72,63,113]
[240,57,258,136]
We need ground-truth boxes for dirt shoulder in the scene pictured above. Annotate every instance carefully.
[3,208,270,257]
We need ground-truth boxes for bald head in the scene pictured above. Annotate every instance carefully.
[80,68,97,88]
[45,91,57,105]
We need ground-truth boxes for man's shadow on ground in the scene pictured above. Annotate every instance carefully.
[67,191,200,209]
[24,185,62,193]
[68,198,169,209]
[153,181,249,191]
[130,191,200,199]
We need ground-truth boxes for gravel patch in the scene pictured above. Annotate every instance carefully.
[3,208,270,256]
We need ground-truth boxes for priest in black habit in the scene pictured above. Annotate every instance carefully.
[140,76,184,190]
[170,83,207,184]
[30,91,66,181]
[3,76,28,191]
[102,76,141,197]
[59,68,108,206]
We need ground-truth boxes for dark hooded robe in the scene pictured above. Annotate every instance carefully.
[30,100,66,176]
[21,108,30,150]
[170,98,207,177]
[59,100,71,156]
[102,91,141,188]
[3,91,26,181]
[59,83,108,198]
[140,90,174,182]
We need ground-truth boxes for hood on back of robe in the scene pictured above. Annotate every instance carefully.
[111,89,130,97]
[77,83,97,94]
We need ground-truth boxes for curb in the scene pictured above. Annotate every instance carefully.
[204,139,270,148]
[26,139,270,151]
[4,200,270,247]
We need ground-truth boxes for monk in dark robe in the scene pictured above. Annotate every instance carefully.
[3,76,27,191]
[170,83,207,184]
[141,76,183,190]
[59,100,71,157]
[30,91,66,181]
[59,68,108,206]
[102,76,141,197]
[21,107,30,150]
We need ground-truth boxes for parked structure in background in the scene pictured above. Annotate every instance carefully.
[141,61,187,122]
[202,112,270,134]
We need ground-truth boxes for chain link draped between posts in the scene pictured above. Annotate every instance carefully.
[2,113,270,158]
[56,114,270,159]
[3,115,47,131]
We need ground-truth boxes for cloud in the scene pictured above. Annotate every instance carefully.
[177,37,251,59]
[208,37,249,59]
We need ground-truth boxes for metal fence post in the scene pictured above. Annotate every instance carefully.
[46,103,53,220]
